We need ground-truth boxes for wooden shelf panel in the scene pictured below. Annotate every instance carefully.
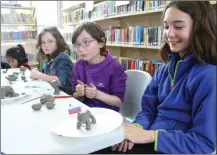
[1,40,37,45]
[1,6,35,10]
[106,44,160,50]
[1,23,36,26]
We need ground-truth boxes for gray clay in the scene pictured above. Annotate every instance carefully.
[77,110,96,130]
[1,86,19,99]
[50,80,60,95]
[46,102,55,109]
[21,76,27,82]
[13,72,19,76]
[20,66,26,72]
[3,69,7,73]
[40,94,55,104]
[31,103,42,111]
[5,74,18,81]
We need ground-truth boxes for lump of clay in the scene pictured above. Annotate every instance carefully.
[49,80,60,95]
[77,110,96,130]
[31,103,42,111]
[5,74,18,81]
[20,66,26,72]
[3,69,8,73]
[1,86,19,99]
[21,75,27,82]
[13,72,19,76]
[46,102,55,109]
[40,94,55,104]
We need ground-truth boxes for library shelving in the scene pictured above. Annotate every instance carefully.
[61,1,216,75]
[1,3,39,68]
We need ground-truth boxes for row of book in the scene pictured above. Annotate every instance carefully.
[1,30,37,41]
[104,25,163,46]
[1,13,35,24]
[116,57,164,76]
[62,0,170,25]
[1,3,22,7]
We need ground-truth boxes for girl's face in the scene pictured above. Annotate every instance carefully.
[74,30,104,64]
[7,57,18,68]
[41,32,57,55]
[163,6,193,57]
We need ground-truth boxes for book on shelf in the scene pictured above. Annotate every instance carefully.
[1,3,22,7]
[62,0,170,25]
[1,30,37,41]
[1,13,35,24]
[103,25,163,47]
[116,56,164,76]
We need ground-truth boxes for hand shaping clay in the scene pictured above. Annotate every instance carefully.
[31,103,42,111]
[77,109,96,130]
[46,102,55,109]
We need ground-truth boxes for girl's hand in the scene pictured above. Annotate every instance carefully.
[111,140,134,152]
[75,80,85,97]
[85,83,98,99]
[30,69,43,79]
[124,124,155,144]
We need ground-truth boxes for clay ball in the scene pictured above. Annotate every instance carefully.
[46,102,55,109]
[31,103,42,111]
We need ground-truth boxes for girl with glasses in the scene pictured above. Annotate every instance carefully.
[71,21,127,112]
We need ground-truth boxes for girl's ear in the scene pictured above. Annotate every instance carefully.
[99,38,105,48]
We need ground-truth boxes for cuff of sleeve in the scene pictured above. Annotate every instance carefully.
[132,123,143,129]
[154,129,166,152]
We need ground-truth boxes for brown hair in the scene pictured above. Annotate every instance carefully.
[36,26,71,59]
[160,1,217,65]
[71,21,106,56]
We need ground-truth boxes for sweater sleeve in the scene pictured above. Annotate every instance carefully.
[132,67,161,129]
[154,68,216,154]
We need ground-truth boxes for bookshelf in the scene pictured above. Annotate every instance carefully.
[61,1,216,76]
[1,3,39,68]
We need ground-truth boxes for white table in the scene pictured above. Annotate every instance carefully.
[1,68,124,154]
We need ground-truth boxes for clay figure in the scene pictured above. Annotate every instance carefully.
[5,74,18,81]
[49,80,60,95]
[21,75,27,82]
[77,110,96,130]
[31,103,42,111]
[1,86,19,99]
[46,102,55,109]
[13,72,19,76]
[3,69,8,73]
[40,94,55,104]
[20,66,26,72]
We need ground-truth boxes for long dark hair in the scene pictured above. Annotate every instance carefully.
[6,44,28,67]
[36,26,71,59]
[160,1,216,65]
[72,21,107,56]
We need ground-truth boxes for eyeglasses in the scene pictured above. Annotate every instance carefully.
[73,39,95,49]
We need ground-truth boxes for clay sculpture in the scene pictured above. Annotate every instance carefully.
[1,86,19,99]
[40,94,55,104]
[3,69,8,73]
[77,110,96,130]
[49,80,60,95]
[21,75,27,82]
[5,74,18,81]
[46,102,55,109]
[13,72,19,76]
[20,66,26,72]
[31,103,42,111]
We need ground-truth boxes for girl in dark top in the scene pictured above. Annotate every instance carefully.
[6,44,31,70]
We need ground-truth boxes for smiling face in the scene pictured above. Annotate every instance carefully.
[163,6,193,57]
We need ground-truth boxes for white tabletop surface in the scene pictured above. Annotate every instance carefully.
[1,68,124,154]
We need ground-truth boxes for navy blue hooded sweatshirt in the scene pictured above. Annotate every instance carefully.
[133,53,216,154]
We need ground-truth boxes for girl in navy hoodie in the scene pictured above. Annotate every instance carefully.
[95,1,216,154]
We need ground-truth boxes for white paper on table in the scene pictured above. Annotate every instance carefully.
[115,1,130,7]
[85,1,94,12]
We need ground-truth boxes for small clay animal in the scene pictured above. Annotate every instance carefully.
[77,110,96,130]
[49,80,60,95]
[31,103,42,111]
[5,75,18,81]
[40,94,55,104]
[21,76,27,82]
[46,102,55,109]
[1,86,19,99]
[20,66,26,72]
